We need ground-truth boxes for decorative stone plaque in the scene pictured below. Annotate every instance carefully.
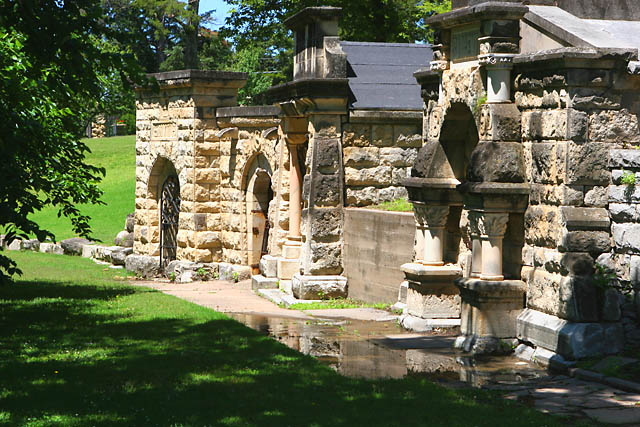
[451,25,480,62]
[151,121,178,141]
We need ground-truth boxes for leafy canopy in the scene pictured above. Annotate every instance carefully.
[0,0,146,283]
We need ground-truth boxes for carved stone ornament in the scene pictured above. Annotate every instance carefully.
[469,211,509,237]
[478,54,514,68]
[430,60,449,72]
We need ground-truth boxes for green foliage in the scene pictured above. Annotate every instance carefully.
[1,251,579,426]
[0,0,146,283]
[369,198,413,212]
[474,92,488,115]
[621,169,637,186]
[232,271,240,283]
[221,0,452,84]
[196,267,209,281]
[168,271,177,282]
[232,46,274,105]
[289,298,390,311]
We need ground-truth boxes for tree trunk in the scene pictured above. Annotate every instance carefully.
[184,0,200,69]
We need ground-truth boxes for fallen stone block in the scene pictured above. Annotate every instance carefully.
[60,238,91,256]
[7,239,22,251]
[22,239,40,251]
[125,254,160,278]
[39,242,64,255]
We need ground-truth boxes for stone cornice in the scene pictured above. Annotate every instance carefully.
[426,2,528,29]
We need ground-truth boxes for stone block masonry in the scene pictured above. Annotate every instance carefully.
[343,111,422,207]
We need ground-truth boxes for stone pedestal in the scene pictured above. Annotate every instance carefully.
[278,239,302,280]
[402,263,461,319]
[454,278,525,354]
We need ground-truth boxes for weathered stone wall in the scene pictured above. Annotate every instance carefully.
[514,60,640,324]
[216,107,283,264]
[343,208,415,303]
[342,111,422,206]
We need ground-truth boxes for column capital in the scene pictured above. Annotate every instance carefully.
[286,133,308,146]
[414,204,449,228]
[469,211,509,238]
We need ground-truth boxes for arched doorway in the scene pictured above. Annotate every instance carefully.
[244,154,274,274]
[160,175,180,268]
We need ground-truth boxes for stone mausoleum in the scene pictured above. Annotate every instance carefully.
[131,1,640,361]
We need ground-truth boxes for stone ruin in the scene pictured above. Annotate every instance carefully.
[129,1,640,362]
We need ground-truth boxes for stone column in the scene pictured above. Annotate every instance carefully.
[287,141,304,240]
[420,205,450,266]
[471,212,509,281]
[412,203,426,264]
[468,211,482,278]
[481,55,514,103]
[277,129,307,281]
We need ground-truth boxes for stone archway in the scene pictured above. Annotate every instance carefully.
[244,155,274,274]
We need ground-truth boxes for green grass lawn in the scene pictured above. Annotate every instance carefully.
[288,299,390,311]
[0,252,590,427]
[28,135,136,244]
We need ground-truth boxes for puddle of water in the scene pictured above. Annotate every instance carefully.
[230,313,546,388]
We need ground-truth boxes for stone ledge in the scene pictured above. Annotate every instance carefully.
[216,106,281,118]
[401,263,462,280]
[455,278,526,297]
[252,274,279,291]
[560,206,610,230]
[399,314,460,332]
[517,308,624,359]
[348,110,422,124]
[610,149,640,169]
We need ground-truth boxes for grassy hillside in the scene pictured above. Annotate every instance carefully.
[29,135,136,244]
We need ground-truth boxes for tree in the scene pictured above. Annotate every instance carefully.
[220,0,451,87]
[0,0,146,283]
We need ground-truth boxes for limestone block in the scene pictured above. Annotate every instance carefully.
[344,166,392,186]
[22,239,40,251]
[467,141,526,183]
[609,149,640,169]
[480,103,522,142]
[394,125,422,147]
[60,238,91,256]
[194,231,221,249]
[378,186,408,203]
[531,143,557,184]
[610,203,638,223]
[611,169,640,185]
[524,206,561,248]
[371,125,393,147]
[609,185,640,203]
[252,274,279,290]
[39,242,64,255]
[192,249,214,263]
[406,285,460,319]
[345,186,378,207]
[522,110,566,141]
[81,244,98,258]
[308,208,342,241]
[292,274,347,300]
[111,247,133,266]
[259,255,278,278]
[559,231,610,253]
[304,241,342,275]
[589,109,640,143]
[7,239,22,251]
[205,213,221,231]
[516,309,624,360]
[221,231,244,249]
[390,167,410,185]
[114,230,134,248]
[584,186,608,207]
[560,206,610,231]
[380,147,417,167]
[125,254,160,278]
[342,124,370,147]
[596,252,630,282]
[313,138,340,174]
[194,202,220,214]
[613,224,640,254]
[311,173,341,207]
[529,184,583,206]
[343,147,379,168]
[567,142,610,185]
[195,168,221,184]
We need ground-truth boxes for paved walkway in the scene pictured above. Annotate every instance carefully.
[130,278,640,425]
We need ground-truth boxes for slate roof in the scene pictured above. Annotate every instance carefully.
[341,41,433,111]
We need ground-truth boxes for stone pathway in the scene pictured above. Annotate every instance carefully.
[488,375,640,424]
[130,278,640,425]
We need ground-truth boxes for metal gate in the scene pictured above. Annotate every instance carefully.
[160,175,180,268]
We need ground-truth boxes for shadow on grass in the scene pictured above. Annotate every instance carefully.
[0,281,585,426]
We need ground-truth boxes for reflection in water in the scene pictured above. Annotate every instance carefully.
[230,313,545,387]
